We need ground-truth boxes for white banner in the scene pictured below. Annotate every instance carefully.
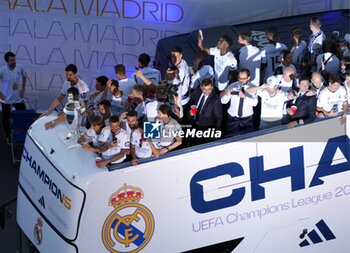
[0,0,348,111]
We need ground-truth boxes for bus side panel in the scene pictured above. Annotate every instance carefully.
[17,188,77,253]
[18,136,85,241]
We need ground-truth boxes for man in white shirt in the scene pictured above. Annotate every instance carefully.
[131,53,161,85]
[308,17,326,62]
[153,104,182,155]
[170,47,191,106]
[198,34,237,91]
[0,51,27,143]
[246,76,289,129]
[41,64,89,117]
[310,72,325,97]
[276,67,298,93]
[82,115,130,168]
[114,64,136,96]
[221,69,258,136]
[316,73,348,124]
[237,31,261,86]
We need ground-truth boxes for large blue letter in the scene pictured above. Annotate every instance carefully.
[190,163,245,213]
[250,146,305,201]
[310,135,350,187]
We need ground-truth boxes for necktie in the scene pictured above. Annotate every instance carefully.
[196,95,205,120]
[237,87,245,117]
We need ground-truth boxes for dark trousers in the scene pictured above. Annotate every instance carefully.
[225,115,254,137]
[1,102,26,138]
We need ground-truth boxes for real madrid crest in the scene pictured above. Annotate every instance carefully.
[102,184,155,253]
[33,217,43,246]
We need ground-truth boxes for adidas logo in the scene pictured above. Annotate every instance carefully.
[299,219,336,247]
[38,196,46,209]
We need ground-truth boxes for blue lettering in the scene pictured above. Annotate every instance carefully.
[250,146,305,201]
[190,163,245,213]
[310,135,350,187]
[12,18,32,38]
[74,23,99,43]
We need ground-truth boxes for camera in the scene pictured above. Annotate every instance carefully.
[167,83,179,97]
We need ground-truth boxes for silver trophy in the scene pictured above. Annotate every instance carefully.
[63,94,85,139]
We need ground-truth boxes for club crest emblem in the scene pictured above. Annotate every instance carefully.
[102,184,155,253]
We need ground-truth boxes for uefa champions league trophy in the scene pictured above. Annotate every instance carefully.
[63,94,85,140]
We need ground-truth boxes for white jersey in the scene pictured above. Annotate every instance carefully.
[175,59,191,105]
[85,128,101,146]
[118,78,136,96]
[238,44,261,86]
[132,67,161,85]
[61,79,89,101]
[131,129,152,159]
[0,64,26,104]
[144,100,161,122]
[257,89,288,121]
[260,42,288,82]
[210,47,237,91]
[317,86,347,113]
[99,127,130,163]
[191,65,214,89]
[316,53,340,73]
[155,118,182,148]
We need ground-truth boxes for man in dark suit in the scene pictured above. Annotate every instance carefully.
[282,77,316,128]
[189,78,222,145]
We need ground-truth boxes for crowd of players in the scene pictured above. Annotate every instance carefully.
[1,16,350,167]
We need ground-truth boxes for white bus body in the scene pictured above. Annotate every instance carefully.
[17,115,350,252]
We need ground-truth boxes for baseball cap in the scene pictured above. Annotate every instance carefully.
[266,76,278,88]
[344,33,350,43]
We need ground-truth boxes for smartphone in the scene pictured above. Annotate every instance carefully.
[230,90,239,95]
[199,29,203,40]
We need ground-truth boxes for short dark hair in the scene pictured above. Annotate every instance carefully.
[132,84,144,94]
[65,64,78,74]
[329,73,342,84]
[110,79,119,88]
[221,34,233,47]
[99,99,111,108]
[96,75,108,87]
[158,104,171,116]
[281,49,291,59]
[4,51,15,62]
[126,111,138,118]
[138,53,151,67]
[67,87,79,97]
[265,27,279,42]
[310,17,322,28]
[90,115,104,127]
[291,26,303,37]
[200,78,213,87]
[114,64,126,75]
[171,46,182,54]
[109,115,119,124]
[239,68,250,77]
[238,31,252,43]
[299,76,310,83]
